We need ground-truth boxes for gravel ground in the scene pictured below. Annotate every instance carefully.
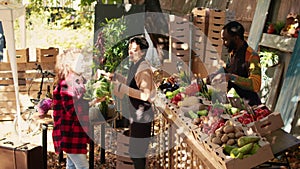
[1,120,299,169]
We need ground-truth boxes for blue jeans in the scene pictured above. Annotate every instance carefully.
[66,154,89,169]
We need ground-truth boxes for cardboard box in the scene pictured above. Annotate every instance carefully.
[247,112,284,136]
[192,7,209,36]
[192,57,208,78]
[211,139,274,169]
[209,9,235,25]
[36,47,59,62]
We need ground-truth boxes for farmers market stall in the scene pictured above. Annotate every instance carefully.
[149,74,300,169]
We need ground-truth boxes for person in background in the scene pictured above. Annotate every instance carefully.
[206,21,262,106]
[101,35,156,169]
[52,49,92,169]
[0,21,6,62]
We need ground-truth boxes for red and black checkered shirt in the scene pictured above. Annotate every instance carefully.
[52,77,90,154]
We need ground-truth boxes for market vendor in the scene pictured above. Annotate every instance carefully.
[206,21,262,106]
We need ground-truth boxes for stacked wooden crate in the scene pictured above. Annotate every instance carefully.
[206,9,235,63]
[169,15,191,65]
[116,131,134,169]
[191,7,209,78]
[0,48,58,116]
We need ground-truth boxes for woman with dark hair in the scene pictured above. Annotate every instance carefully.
[206,21,262,106]
[102,35,156,169]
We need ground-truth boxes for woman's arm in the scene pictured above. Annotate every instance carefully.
[115,68,155,102]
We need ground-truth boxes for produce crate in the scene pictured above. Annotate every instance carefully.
[7,48,29,63]
[203,50,219,66]
[36,47,59,62]
[210,139,274,169]
[192,128,209,144]
[247,112,284,136]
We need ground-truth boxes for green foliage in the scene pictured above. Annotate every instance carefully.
[259,49,279,103]
[94,17,129,73]
[274,21,285,35]
[80,0,123,6]
[259,49,279,67]
[26,2,94,30]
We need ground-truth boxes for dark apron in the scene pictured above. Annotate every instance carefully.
[226,42,261,106]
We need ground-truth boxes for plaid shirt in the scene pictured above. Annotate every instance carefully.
[52,76,90,154]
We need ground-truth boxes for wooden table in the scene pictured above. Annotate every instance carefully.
[261,129,300,168]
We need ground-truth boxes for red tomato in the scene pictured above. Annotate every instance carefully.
[242,118,252,124]
[256,115,265,121]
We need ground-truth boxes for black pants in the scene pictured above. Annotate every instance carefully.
[129,122,152,169]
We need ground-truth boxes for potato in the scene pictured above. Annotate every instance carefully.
[234,126,243,132]
[225,120,233,126]
[215,128,223,135]
[227,139,235,146]
[235,131,245,138]
[216,133,223,138]
[210,133,216,139]
[221,134,229,143]
[223,125,235,133]
[212,137,222,145]
[227,132,235,139]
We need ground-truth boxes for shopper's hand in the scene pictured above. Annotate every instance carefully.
[89,97,106,107]
[97,69,114,81]
[211,73,231,84]
[206,74,215,85]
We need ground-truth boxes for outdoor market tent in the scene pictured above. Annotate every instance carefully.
[0,2,26,119]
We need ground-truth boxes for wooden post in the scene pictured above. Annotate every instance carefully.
[248,0,272,51]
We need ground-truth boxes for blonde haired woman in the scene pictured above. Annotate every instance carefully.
[52,49,90,169]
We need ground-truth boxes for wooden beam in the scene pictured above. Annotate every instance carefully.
[248,0,271,51]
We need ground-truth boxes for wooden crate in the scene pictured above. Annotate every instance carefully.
[211,139,274,169]
[170,15,192,63]
[247,112,284,136]
[171,42,190,62]
[209,9,235,25]
[7,48,29,63]
[0,62,55,114]
[192,28,207,60]
[206,9,234,62]
[36,47,59,62]
[192,57,208,78]
[192,7,209,36]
